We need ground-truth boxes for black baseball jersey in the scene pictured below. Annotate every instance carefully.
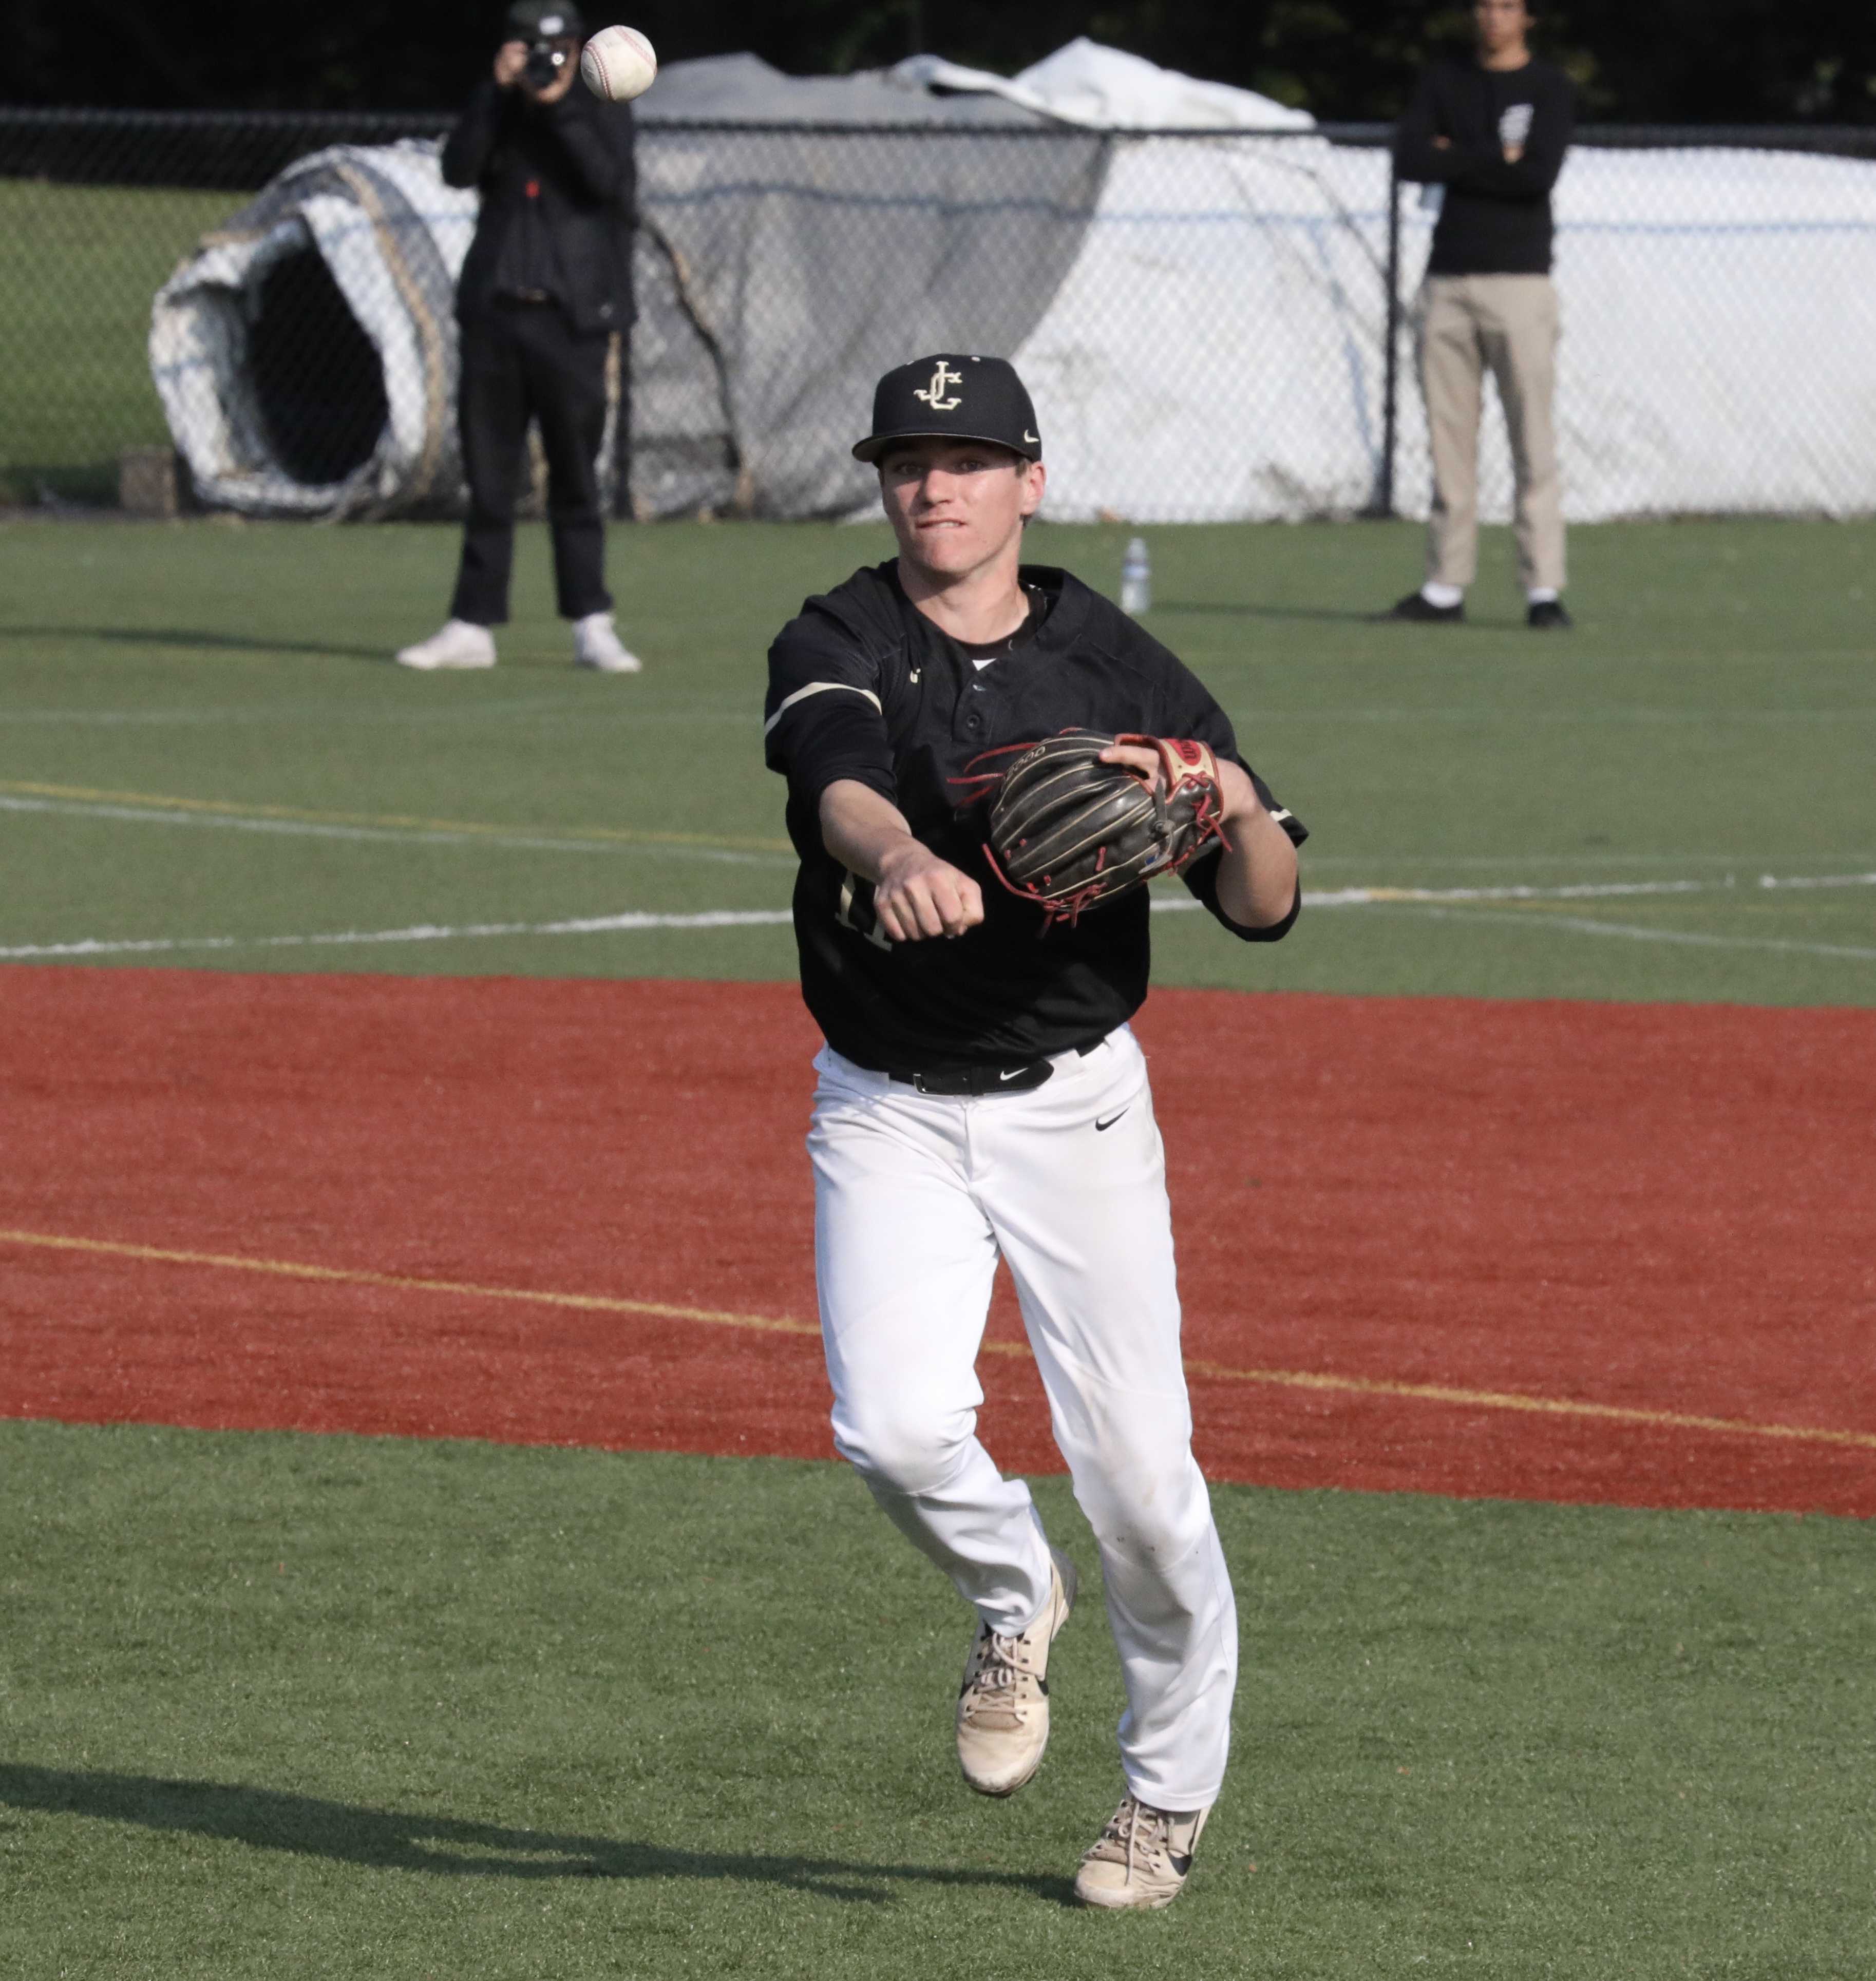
[763,561,1306,1076]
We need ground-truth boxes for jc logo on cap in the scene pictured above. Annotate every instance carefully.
[912,361,964,412]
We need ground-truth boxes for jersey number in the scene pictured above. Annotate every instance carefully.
[837,869,895,953]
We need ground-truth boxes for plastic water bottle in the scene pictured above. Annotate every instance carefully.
[1120,536,1151,616]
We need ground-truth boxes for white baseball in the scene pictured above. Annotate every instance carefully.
[580,25,657,103]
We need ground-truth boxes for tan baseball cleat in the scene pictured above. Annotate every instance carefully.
[955,1547,1077,1797]
[1073,1794,1210,1910]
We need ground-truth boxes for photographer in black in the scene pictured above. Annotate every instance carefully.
[397,0,641,673]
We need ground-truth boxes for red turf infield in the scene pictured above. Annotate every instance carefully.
[3,967,1872,1516]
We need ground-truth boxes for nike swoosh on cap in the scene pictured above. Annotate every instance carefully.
[1094,1108,1129,1131]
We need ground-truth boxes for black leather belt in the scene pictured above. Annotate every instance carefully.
[889,1041,1100,1097]
[894,1061,1053,1096]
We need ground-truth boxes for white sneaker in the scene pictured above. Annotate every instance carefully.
[1073,1795,1210,1911]
[573,612,642,673]
[394,619,496,671]
[955,1548,1077,1798]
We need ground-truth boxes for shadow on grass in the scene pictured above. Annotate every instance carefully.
[0,625,388,663]
[0,1764,1071,1906]
[1151,600,1386,627]
[1153,600,1526,632]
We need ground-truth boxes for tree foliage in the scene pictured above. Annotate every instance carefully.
[11,0,1872,122]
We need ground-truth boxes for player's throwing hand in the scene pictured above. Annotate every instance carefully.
[874,841,984,942]
[818,780,984,942]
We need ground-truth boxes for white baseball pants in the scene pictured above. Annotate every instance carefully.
[807,1026,1236,1812]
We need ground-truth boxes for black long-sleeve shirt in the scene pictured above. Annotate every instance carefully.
[763,561,1306,1075]
[442,78,636,334]
[1394,56,1575,276]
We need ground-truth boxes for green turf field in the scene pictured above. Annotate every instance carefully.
[2,1420,1871,1980]
[2,512,1871,1004]
[4,513,1873,1973]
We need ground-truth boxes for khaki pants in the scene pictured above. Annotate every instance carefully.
[1418,273,1564,594]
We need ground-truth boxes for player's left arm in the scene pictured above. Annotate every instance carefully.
[1111,641,1307,940]
[1210,759,1301,929]
[1098,740,1299,933]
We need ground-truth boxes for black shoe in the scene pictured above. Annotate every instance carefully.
[1379,591,1465,624]
[1527,599,1573,630]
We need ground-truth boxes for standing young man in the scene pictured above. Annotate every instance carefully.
[1385,0,1577,630]
[397,1,641,674]
[763,354,1306,1909]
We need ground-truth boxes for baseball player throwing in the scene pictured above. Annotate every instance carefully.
[762,355,1306,1910]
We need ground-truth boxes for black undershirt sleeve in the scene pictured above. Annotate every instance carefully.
[763,616,897,812]
[1183,848,1303,943]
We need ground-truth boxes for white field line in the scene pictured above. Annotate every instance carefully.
[0,794,789,868]
[0,909,797,961]
[1153,870,1876,910]
[1248,704,1876,725]
[9,786,1870,896]
[4,872,1871,964]
[1299,851,1876,870]
[1399,906,1876,964]
[0,702,756,731]
[1752,871,1876,892]
[0,696,578,727]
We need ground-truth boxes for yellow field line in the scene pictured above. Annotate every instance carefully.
[4,1226,1872,1454]
[0,779,791,857]
[1179,1357,1876,1451]
[0,1229,818,1339]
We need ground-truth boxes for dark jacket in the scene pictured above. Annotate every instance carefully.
[442,77,636,334]
[1394,56,1575,276]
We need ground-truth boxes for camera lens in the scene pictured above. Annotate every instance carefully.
[523,41,566,88]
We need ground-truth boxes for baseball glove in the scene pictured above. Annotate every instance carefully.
[963,728,1230,929]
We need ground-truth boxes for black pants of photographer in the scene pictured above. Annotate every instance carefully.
[449,297,613,628]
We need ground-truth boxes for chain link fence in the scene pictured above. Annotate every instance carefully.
[1386,126,1876,526]
[0,111,443,510]
[4,107,1873,521]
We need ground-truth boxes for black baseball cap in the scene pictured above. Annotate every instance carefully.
[506,1,584,37]
[853,354,1043,464]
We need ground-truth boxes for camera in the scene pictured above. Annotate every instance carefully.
[523,39,571,90]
